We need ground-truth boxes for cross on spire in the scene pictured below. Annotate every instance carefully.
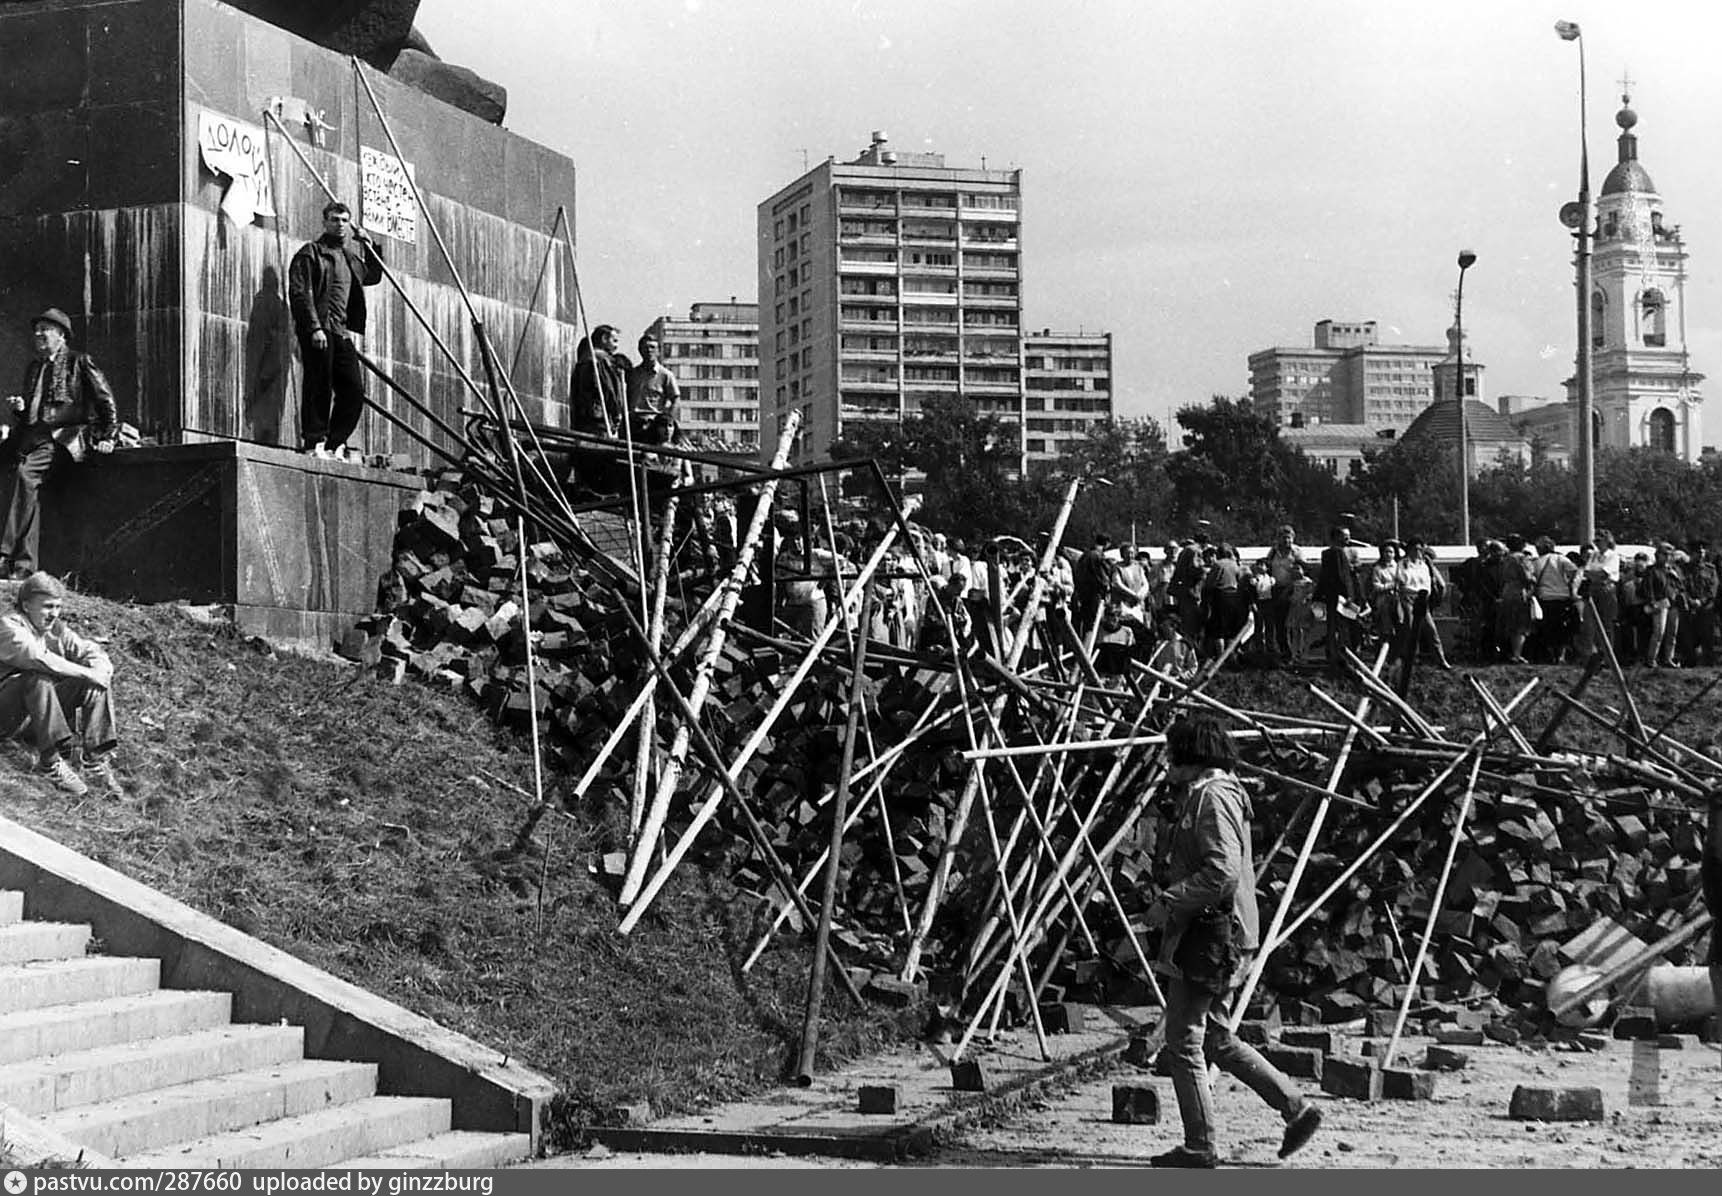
[1618,69,1634,103]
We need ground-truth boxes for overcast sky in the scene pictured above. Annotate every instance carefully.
[416,0,1722,441]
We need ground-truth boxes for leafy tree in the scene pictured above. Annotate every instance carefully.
[1054,417,1175,547]
[1164,396,1355,543]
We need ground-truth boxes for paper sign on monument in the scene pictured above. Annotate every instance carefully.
[360,146,418,245]
[197,109,276,226]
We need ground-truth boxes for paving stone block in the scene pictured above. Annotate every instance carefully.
[1382,1068,1438,1101]
[865,977,926,1008]
[1433,1026,1485,1046]
[1260,1045,1324,1080]
[1422,1045,1469,1071]
[1037,1003,1085,1035]
[1508,1085,1604,1122]
[1320,1056,1382,1102]
[1110,1084,1160,1125]
[1483,1022,1522,1046]
[1124,1032,1159,1068]
[1655,1033,1694,1050]
[857,1085,900,1115]
[1281,1028,1341,1054]
[950,1060,991,1092]
[1236,1019,1275,1047]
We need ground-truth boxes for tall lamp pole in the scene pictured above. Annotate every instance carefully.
[1455,249,1476,545]
[1557,19,1596,543]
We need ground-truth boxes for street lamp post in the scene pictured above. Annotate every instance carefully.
[1455,249,1476,545]
[1557,19,1596,543]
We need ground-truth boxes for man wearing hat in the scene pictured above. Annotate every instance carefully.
[0,308,119,580]
[0,570,121,797]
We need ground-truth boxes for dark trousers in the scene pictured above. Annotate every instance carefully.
[0,433,73,574]
[298,331,365,450]
[1163,973,1301,1153]
[0,670,116,759]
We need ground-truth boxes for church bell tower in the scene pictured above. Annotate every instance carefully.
[1573,85,1704,461]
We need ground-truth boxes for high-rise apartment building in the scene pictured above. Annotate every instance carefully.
[646,301,760,452]
[1249,319,1449,431]
[757,132,1025,465]
[1024,330,1113,463]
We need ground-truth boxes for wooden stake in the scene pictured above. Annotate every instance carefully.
[616,524,899,934]
[619,409,802,906]
[1383,751,1485,1068]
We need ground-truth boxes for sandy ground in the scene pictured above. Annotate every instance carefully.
[521,1034,1722,1169]
[945,1034,1722,1169]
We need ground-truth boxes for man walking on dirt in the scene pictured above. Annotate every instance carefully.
[288,200,384,460]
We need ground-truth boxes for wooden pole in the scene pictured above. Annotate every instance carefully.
[794,587,876,1083]
[619,409,802,906]
[1227,642,1390,1030]
[629,469,686,837]
[901,477,1084,981]
[1382,752,1485,1068]
[616,524,898,934]
[1269,679,1537,948]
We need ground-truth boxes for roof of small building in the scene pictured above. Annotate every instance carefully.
[1602,159,1657,197]
[1401,399,1529,448]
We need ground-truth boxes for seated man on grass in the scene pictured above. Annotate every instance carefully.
[0,571,121,797]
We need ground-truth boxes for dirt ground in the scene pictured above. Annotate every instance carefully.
[944,1034,1722,1169]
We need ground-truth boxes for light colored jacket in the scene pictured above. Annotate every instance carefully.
[1155,769,1260,979]
[0,610,110,680]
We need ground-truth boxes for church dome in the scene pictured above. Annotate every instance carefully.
[1402,399,1527,449]
[1602,160,1656,197]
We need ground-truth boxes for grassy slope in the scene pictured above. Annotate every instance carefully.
[0,591,910,1149]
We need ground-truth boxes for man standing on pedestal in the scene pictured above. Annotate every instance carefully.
[0,309,119,580]
[288,200,384,461]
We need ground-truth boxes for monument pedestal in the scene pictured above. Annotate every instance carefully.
[42,441,420,648]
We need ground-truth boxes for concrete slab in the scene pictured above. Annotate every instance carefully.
[119,1094,449,1169]
[575,1004,1156,1162]
[0,920,91,965]
[1,889,21,925]
[337,1129,532,1170]
[0,957,161,1015]
[0,989,232,1064]
[41,1058,378,1158]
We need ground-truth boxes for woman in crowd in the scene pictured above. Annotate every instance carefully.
[1530,535,1580,663]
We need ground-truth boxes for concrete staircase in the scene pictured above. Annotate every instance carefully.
[0,889,529,1169]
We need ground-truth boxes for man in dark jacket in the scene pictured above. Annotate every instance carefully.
[288,200,384,460]
[0,308,119,579]
[1313,524,1363,675]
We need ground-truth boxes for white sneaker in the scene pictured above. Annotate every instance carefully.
[38,754,89,797]
[305,444,331,460]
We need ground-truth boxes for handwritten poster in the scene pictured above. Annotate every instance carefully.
[361,146,418,244]
[196,110,276,225]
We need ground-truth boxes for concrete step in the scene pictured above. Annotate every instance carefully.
[0,990,233,1066]
[119,1096,452,1170]
[336,1130,532,1170]
[0,890,21,925]
[0,921,90,965]
[0,1024,305,1116]
[0,957,161,1016]
[42,1059,379,1160]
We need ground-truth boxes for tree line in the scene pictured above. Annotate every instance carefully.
[832,394,1722,549]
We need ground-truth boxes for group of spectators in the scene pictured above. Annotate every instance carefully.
[768,514,1722,679]
[1452,532,1719,669]
[569,324,682,447]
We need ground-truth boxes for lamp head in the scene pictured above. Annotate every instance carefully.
[1554,19,1582,41]
[1458,249,1477,271]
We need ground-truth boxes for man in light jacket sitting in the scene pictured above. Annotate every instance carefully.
[0,571,121,798]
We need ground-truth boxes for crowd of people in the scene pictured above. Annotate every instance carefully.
[769,515,1722,678]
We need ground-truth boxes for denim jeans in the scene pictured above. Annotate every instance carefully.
[1163,973,1303,1153]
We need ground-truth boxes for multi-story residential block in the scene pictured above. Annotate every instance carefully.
[646,301,760,452]
[757,132,1025,465]
[1249,319,1449,432]
[1024,330,1113,465]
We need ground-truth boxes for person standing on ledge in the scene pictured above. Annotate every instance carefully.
[0,308,118,580]
[288,200,383,461]
[0,571,122,798]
